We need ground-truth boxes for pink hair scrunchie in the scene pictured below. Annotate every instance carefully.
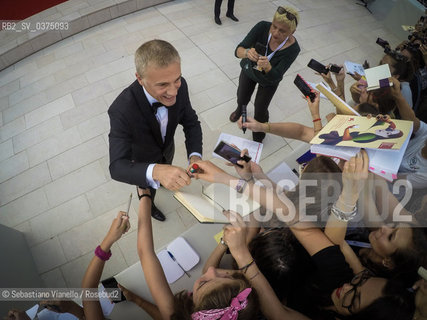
[191,288,252,320]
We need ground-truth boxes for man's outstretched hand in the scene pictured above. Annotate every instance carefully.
[153,164,191,191]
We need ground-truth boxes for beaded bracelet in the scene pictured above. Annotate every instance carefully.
[265,122,271,132]
[95,245,112,261]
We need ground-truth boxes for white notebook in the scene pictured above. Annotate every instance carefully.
[174,181,261,223]
[365,64,392,91]
[157,237,200,284]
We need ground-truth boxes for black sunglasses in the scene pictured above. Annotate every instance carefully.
[342,270,373,313]
[276,7,298,26]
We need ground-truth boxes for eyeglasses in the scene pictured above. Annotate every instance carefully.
[276,7,298,27]
[341,270,373,313]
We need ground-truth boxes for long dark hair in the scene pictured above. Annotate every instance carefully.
[171,273,259,320]
[369,87,397,115]
[386,53,415,82]
[248,228,313,302]
[360,227,427,286]
[341,279,415,320]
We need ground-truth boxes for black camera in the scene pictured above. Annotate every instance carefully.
[376,37,390,49]
[376,37,392,54]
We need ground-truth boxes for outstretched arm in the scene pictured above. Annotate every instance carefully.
[202,242,229,274]
[137,189,174,319]
[223,211,310,320]
[389,77,420,132]
[238,91,322,141]
[238,117,315,143]
[324,151,369,245]
[82,212,130,320]
[118,284,162,320]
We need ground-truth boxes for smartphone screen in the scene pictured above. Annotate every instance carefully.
[294,74,316,102]
[101,277,126,302]
[307,58,329,74]
[213,141,251,167]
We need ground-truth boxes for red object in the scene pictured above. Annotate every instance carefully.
[192,164,199,170]
[312,118,321,122]
[1,0,69,21]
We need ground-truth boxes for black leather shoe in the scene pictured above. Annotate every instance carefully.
[229,107,242,122]
[151,203,166,221]
[215,16,222,25]
[226,13,239,21]
[253,131,265,143]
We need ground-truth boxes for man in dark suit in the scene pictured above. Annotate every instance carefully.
[108,40,203,221]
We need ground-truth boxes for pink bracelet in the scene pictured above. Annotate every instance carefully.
[95,245,112,261]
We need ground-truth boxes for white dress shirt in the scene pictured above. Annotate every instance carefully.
[142,86,202,189]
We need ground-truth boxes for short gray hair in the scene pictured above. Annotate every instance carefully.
[134,39,180,77]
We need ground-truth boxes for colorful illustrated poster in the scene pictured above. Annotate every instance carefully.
[310,115,413,150]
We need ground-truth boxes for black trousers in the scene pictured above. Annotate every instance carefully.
[236,70,279,142]
[214,0,235,17]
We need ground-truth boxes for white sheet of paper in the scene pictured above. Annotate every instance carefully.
[98,283,115,316]
[26,304,39,320]
[266,162,299,190]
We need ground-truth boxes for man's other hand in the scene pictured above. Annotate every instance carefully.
[153,164,191,190]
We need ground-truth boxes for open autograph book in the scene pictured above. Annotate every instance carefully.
[309,115,413,181]
[174,180,261,223]
[309,115,413,150]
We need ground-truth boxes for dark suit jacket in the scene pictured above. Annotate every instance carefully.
[108,77,203,188]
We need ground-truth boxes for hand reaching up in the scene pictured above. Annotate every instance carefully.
[340,150,369,207]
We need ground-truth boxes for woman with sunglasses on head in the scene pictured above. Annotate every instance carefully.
[229,6,300,143]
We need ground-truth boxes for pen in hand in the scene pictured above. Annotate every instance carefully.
[167,251,191,278]
[241,105,247,134]
[125,193,132,217]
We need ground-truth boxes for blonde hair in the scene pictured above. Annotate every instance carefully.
[273,6,299,32]
[134,39,180,77]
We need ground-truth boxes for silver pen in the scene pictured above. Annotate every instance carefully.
[125,193,132,217]
[168,250,191,278]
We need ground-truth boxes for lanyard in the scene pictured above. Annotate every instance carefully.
[265,33,289,61]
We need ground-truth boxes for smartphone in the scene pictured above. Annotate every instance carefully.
[101,277,126,302]
[376,37,389,48]
[329,64,342,73]
[213,141,251,168]
[294,74,316,102]
[255,42,267,55]
[307,58,329,74]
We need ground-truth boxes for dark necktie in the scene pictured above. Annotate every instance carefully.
[151,102,163,114]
